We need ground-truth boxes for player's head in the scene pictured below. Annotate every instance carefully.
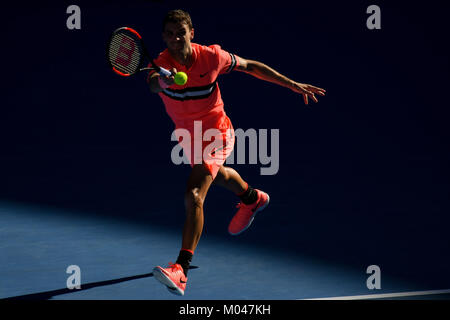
[162,9,194,52]
[162,9,193,31]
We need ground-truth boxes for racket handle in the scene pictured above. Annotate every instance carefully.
[158,67,172,77]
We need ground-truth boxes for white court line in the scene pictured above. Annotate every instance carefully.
[302,289,450,300]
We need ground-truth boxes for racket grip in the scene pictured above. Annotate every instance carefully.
[158,67,172,77]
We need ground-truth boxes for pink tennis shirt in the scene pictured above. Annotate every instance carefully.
[147,43,239,177]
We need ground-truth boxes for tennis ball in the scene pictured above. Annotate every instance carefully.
[174,72,188,85]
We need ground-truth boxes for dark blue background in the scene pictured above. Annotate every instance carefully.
[2,0,450,290]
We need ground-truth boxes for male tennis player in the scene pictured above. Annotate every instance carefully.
[150,9,325,295]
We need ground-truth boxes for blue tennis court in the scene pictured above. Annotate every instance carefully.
[1,149,449,301]
[0,200,447,300]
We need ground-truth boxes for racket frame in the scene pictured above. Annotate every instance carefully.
[107,27,172,77]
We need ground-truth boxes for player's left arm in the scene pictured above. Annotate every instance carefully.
[235,56,326,105]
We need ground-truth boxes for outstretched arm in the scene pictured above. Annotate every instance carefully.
[235,56,326,105]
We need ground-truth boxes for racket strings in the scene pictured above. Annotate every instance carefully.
[108,33,142,75]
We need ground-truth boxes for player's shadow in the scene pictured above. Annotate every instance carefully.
[3,266,198,300]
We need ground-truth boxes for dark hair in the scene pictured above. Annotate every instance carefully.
[162,9,193,31]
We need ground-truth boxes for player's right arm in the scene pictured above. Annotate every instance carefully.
[148,68,177,93]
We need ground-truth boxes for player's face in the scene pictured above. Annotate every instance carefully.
[162,22,194,52]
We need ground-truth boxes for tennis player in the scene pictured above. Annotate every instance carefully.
[150,9,325,295]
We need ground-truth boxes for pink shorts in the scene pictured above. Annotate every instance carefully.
[174,116,235,179]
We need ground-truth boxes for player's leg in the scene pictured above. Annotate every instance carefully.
[153,164,213,296]
[181,163,214,252]
[213,165,260,204]
[213,165,270,236]
[212,165,247,194]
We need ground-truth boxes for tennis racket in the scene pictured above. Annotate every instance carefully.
[107,27,172,77]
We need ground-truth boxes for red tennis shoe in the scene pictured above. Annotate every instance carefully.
[153,262,187,296]
[228,189,270,236]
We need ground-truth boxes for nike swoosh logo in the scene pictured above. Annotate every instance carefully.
[199,72,209,78]
[180,279,187,284]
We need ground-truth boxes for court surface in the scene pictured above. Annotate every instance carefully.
[1,149,449,300]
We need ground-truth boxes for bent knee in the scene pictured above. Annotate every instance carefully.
[184,188,204,210]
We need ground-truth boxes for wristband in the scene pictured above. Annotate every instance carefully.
[158,76,170,89]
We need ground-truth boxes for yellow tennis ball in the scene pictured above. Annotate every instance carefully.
[174,72,188,85]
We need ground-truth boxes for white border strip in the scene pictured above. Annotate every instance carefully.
[303,289,450,300]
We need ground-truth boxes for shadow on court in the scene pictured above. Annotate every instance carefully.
[2,266,198,300]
